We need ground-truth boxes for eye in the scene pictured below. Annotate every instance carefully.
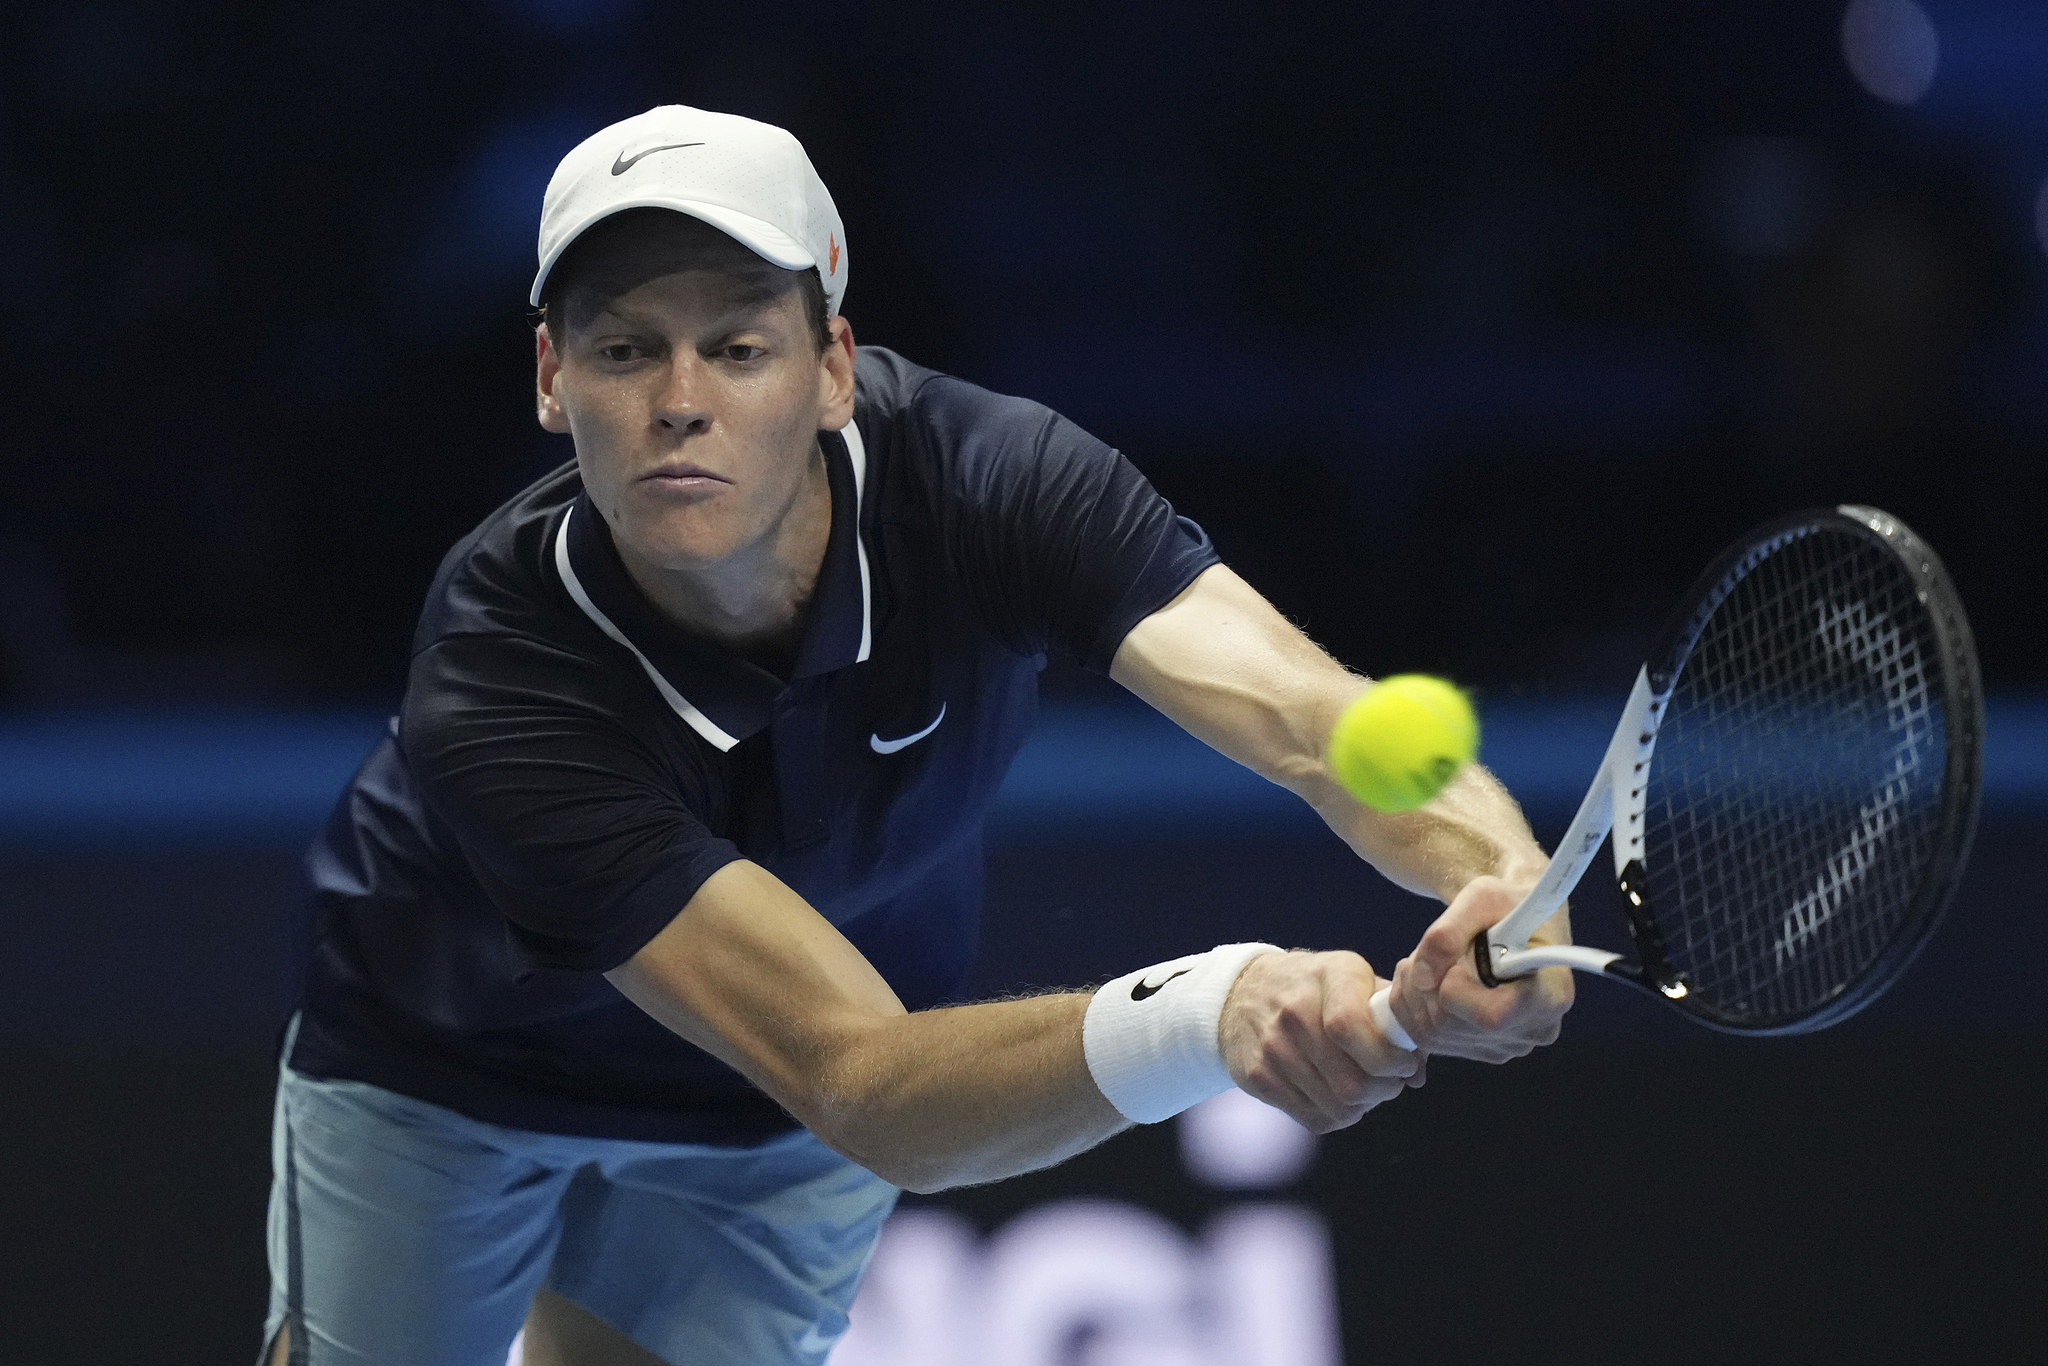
[721,343,766,362]
[597,343,641,364]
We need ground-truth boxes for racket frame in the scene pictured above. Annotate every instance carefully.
[1469,504,1983,1031]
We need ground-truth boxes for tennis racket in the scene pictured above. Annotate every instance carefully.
[1368,504,1981,1044]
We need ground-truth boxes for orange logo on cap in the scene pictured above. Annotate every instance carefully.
[829,234,840,275]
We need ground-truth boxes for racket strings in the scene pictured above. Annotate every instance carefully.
[1642,529,1947,1026]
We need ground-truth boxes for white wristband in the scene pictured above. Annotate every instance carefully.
[1082,942,1283,1124]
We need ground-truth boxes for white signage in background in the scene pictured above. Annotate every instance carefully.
[832,1203,1338,1366]
[832,1090,1340,1366]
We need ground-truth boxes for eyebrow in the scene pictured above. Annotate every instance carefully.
[589,277,794,334]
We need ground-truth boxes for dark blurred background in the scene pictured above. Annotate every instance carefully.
[1,1,2042,1362]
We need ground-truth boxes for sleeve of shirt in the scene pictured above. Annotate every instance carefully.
[912,374,1220,671]
[400,629,746,973]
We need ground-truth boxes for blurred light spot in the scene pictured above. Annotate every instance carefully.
[1179,1087,1317,1188]
[1842,0,1940,106]
[1698,137,1829,258]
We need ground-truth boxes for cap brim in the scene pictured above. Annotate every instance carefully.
[529,199,814,306]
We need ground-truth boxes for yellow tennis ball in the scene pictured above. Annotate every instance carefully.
[1328,674,1479,813]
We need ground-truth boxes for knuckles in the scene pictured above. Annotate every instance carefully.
[1418,923,1464,959]
[1270,1000,1318,1048]
[1321,999,1371,1045]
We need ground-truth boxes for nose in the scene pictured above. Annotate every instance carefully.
[653,356,713,437]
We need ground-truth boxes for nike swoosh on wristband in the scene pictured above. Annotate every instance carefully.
[1130,968,1191,1001]
[610,141,705,175]
[869,702,946,755]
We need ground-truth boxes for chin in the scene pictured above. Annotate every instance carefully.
[636,522,749,570]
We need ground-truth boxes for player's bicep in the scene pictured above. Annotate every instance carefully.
[604,860,908,1115]
[1109,563,1364,792]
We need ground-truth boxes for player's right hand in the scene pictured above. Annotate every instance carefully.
[1216,949,1425,1134]
[1387,875,1574,1063]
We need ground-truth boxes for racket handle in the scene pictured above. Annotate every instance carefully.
[1367,985,1418,1052]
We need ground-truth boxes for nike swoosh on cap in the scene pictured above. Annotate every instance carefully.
[870,702,946,755]
[611,141,705,176]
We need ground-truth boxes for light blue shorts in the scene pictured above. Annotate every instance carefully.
[261,1053,900,1366]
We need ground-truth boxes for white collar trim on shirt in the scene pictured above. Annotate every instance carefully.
[553,502,743,752]
[842,418,874,664]
[551,419,874,752]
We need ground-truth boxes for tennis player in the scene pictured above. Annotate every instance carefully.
[261,105,1573,1366]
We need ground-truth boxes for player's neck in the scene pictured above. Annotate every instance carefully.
[618,453,831,674]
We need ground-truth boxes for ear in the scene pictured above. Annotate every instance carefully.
[536,324,571,434]
[817,315,858,431]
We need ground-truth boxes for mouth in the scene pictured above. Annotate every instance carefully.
[638,462,730,492]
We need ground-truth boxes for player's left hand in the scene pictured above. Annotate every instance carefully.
[1385,875,1574,1062]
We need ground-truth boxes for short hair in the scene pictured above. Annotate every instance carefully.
[538,208,831,353]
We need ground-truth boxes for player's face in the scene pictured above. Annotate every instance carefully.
[536,269,855,575]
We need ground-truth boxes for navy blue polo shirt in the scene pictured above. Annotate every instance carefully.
[288,347,1219,1144]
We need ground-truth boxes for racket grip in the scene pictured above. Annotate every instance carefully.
[1367,985,1418,1052]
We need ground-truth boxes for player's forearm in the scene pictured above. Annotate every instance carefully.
[1304,758,1548,903]
[800,994,1128,1192]
[1111,564,1547,903]
[1222,688,1546,903]
[618,969,1124,1192]
[605,862,1127,1192]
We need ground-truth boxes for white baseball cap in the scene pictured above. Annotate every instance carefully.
[530,105,847,314]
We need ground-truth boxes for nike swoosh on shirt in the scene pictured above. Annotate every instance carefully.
[611,141,705,175]
[869,702,947,754]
